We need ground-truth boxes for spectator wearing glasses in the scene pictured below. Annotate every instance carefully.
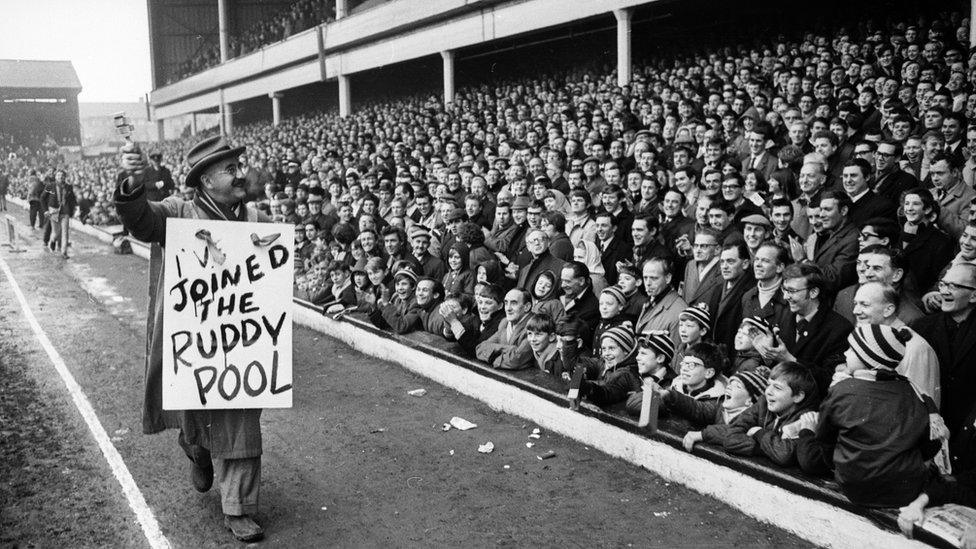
[912,263,976,465]
[757,263,853,396]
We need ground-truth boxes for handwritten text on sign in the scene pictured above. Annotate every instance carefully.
[162,218,294,410]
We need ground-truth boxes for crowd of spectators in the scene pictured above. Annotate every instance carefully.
[6,3,976,540]
[167,0,335,83]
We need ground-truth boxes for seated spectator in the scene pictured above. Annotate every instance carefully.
[674,367,771,453]
[541,211,574,262]
[475,288,533,370]
[741,242,791,331]
[796,325,943,508]
[594,210,632,286]
[364,265,420,333]
[409,225,446,281]
[319,261,357,313]
[724,361,819,466]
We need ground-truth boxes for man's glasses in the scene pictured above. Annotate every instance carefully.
[858,231,880,240]
[782,285,810,296]
[938,279,976,292]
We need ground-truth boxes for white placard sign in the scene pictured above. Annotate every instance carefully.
[162,218,294,410]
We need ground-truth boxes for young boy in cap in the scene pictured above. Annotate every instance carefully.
[668,364,772,452]
[624,330,677,417]
[724,361,819,466]
[796,324,944,507]
[670,303,712,373]
[562,325,640,408]
[591,286,635,355]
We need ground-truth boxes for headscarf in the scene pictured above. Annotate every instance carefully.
[575,240,605,276]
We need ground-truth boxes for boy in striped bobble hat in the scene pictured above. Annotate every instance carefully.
[795,324,947,508]
[564,325,640,408]
[670,303,712,374]
[590,286,635,356]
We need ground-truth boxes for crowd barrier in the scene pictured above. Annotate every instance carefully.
[1,196,948,548]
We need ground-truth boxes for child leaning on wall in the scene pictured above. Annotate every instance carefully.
[795,324,947,508]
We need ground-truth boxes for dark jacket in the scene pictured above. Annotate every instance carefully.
[796,373,939,508]
[899,224,955,293]
[847,191,896,228]
[778,306,853,397]
[708,273,756,360]
[812,220,859,294]
[663,392,749,447]
[548,232,575,262]
[873,169,918,203]
[516,250,565,293]
[724,395,818,466]
[41,182,77,218]
[598,235,633,286]
[740,284,791,332]
[565,342,641,408]
[912,309,976,442]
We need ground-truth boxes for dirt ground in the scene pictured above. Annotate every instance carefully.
[0,205,813,548]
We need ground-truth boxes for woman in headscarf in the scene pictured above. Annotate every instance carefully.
[544,189,571,216]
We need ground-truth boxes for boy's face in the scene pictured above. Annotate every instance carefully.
[617,273,639,294]
[599,293,622,319]
[764,376,803,414]
[733,325,755,351]
[600,340,627,367]
[678,318,704,344]
[723,378,752,410]
[394,278,413,298]
[635,347,662,375]
[526,329,555,353]
[679,356,713,390]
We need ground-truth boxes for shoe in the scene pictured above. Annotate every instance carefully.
[224,515,264,542]
[190,461,214,492]
[61,252,69,259]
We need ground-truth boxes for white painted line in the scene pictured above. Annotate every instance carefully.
[0,254,171,549]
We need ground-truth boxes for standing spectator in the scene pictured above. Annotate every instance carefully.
[26,170,44,229]
[0,165,8,211]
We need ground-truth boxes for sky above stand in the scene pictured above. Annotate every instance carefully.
[0,0,152,103]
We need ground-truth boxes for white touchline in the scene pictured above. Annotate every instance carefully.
[0,255,171,549]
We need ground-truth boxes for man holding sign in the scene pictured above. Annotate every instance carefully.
[117,137,292,542]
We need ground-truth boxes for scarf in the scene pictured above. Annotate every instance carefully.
[194,188,245,222]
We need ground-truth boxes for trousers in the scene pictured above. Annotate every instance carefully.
[179,431,261,516]
[28,201,42,228]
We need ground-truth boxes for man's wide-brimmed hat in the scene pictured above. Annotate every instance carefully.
[183,136,246,188]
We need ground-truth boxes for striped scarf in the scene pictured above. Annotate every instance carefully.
[194,188,244,222]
